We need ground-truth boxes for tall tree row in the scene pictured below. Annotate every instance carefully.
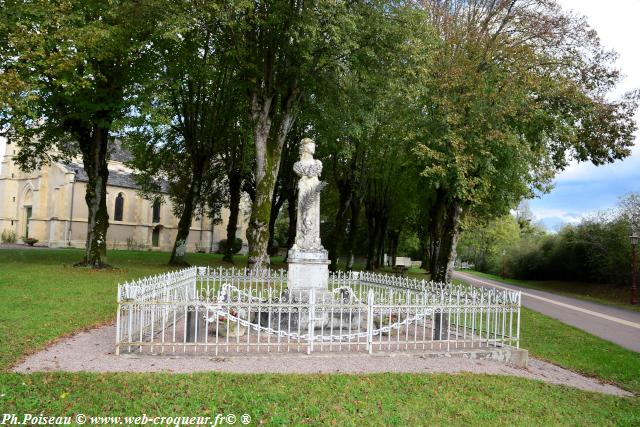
[1,0,637,277]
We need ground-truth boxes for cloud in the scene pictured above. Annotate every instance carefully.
[555,145,640,184]
[529,0,640,230]
[528,208,584,232]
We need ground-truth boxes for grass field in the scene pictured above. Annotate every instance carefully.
[463,270,640,312]
[1,248,639,425]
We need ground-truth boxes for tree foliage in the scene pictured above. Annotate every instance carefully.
[124,1,239,265]
[461,193,640,287]
[1,0,637,280]
[410,0,638,281]
[1,0,163,267]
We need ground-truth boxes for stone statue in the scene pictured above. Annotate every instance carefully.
[287,138,330,294]
[291,138,326,252]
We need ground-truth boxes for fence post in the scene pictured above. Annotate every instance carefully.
[367,289,374,354]
[308,289,315,355]
[516,291,521,348]
[115,285,121,355]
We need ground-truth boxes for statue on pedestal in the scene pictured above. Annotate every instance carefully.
[287,138,330,294]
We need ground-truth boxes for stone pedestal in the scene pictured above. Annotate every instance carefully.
[287,248,330,294]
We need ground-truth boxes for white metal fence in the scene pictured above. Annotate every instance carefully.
[116,267,521,355]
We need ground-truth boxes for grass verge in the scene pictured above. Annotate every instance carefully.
[1,373,639,426]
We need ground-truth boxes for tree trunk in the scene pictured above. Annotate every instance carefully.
[223,169,242,263]
[246,94,274,269]
[388,229,400,267]
[346,196,361,271]
[267,194,285,255]
[77,126,110,268]
[247,147,280,269]
[246,89,296,269]
[169,171,202,266]
[374,216,387,269]
[420,235,429,270]
[428,188,447,275]
[365,210,378,271]
[432,199,463,283]
[328,181,353,271]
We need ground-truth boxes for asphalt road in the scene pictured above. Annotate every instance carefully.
[454,271,640,353]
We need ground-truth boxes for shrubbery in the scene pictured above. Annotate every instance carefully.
[505,217,631,285]
[1,229,17,243]
[218,238,243,254]
[459,195,638,287]
[23,237,38,246]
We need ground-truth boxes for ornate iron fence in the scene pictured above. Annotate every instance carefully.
[116,267,521,355]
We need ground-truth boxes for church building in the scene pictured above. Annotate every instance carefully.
[0,139,249,253]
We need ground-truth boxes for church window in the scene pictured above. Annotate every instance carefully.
[114,193,124,221]
[152,199,161,223]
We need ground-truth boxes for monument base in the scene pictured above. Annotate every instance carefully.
[287,248,330,296]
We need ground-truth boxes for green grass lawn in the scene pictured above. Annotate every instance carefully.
[1,249,639,425]
[462,270,640,312]
[1,372,638,426]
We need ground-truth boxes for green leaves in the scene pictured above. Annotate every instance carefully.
[410,0,637,222]
[1,0,166,161]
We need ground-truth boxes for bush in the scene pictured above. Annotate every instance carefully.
[23,237,38,246]
[503,216,633,286]
[218,238,243,254]
[1,229,17,243]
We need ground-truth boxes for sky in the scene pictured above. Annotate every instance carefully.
[0,1,638,229]
[530,0,640,230]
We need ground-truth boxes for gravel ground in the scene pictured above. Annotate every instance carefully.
[13,324,632,397]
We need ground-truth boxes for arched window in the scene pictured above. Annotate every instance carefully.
[152,199,161,223]
[114,193,124,221]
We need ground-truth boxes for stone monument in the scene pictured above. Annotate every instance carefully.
[287,138,330,294]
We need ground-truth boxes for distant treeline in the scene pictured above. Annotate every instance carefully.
[458,194,639,286]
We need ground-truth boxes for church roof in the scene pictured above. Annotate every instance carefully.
[61,140,168,192]
[64,165,169,192]
[71,166,138,189]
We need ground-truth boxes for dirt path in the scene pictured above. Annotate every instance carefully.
[13,324,632,397]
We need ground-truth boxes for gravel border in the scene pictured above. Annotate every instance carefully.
[12,324,632,397]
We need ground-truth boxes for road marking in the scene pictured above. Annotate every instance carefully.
[455,272,640,330]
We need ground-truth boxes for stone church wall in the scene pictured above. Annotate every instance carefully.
[0,143,249,253]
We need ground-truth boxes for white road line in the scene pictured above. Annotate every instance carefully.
[456,272,640,330]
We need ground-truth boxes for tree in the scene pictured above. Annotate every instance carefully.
[219,124,252,263]
[414,0,638,282]
[223,0,363,269]
[307,2,432,270]
[457,215,524,273]
[0,0,162,267]
[125,2,239,265]
[267,130,301,256]
[618,193,640,234]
